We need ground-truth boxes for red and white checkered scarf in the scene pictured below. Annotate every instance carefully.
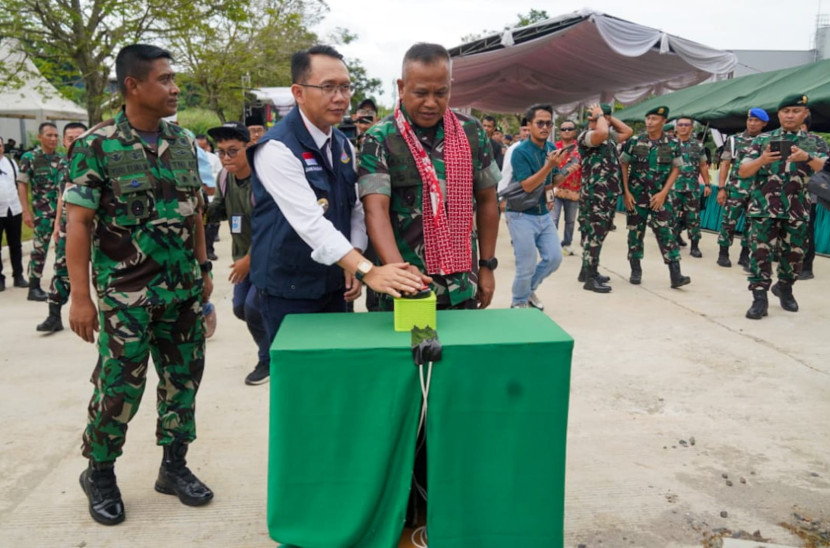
[393,102,473,275]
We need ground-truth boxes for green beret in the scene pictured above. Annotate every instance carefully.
[663,123,674,132]
[646,105,670,119]
[778,94,808,110]
[600,103,612,115]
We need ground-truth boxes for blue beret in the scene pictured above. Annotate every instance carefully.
[748,108,769,122]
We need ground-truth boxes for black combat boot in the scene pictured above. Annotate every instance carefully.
[745,289,768,319]
[13,274,28,288]
[737,247,750,270]
[155,441,214,506]
[79,460,125,525]
[583,266,612,293]
[677,234,687,247]
[579,265,609,284]
[716,245,731,267]
[771,281,798,312]
[689,240,702,258]
[629,259,642,285]
[27,278,48,301]
[37,303,64,333]
[668,261,691,288]
[577,265,586,283]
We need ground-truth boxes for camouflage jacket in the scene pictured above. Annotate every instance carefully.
[720,131,759,193]
[742,128,829,221]
[620,132,682,195]
[357,109,500,307]
[577,129,622,197]
[64,109,205,308]
[673,138,707,193]
[17,146,64,218]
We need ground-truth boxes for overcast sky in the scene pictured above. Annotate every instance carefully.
[314,0,826,107]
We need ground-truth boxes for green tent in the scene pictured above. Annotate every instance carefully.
[618,59,830,133]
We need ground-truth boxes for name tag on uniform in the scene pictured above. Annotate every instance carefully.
[231,215,242,234]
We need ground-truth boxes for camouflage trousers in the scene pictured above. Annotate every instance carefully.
[47,216,69,306]
[717,188,750,249]
[580,192,618,268]
[626,191,680,264]
[746,217,807,291]
[82,295,205,463]
[671,190,702,242]
[28,212,55,282]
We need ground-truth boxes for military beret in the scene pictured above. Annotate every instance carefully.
[748,108,769,122]
[662,123,674,132]
[600,103,613,115]
[646,106,670,119]
[778,94,808,110]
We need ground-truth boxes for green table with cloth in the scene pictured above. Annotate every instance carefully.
[267,308,574,548]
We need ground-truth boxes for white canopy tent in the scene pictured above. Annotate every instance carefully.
[251,87,296,117]
[448,9,738,115]
[0,40,88,146]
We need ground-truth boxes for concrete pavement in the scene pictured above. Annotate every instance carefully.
[1,217,828,547]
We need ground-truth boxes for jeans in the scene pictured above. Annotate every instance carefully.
[551,198,579,246]
[232,275,270,365]
[505,211,562,306]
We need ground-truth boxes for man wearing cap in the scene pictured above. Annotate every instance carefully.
[715,108,769,269]
[620,106,691,288]
[246,113,267,144]
[738,94,828,319]
[354,98,378,148]
[205,121,271,385]
[576,103,633,293]
[671,116,710,258]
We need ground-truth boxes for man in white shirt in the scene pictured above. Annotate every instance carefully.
[247,45,425,384]
[0,136,26,291]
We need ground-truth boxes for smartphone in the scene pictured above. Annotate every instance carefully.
[768,140,791,157]
[558,143,576,154]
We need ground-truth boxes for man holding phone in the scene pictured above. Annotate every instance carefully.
[738,94,828,319]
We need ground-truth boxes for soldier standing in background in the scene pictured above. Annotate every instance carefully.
[16,122,63,301]
[576,103,633,293]
[620,106,691,288]
[738,94,828,319]
[716,108,769,269]
[36,122,88,333]
[65,44,214,525]
[671,116,711,258]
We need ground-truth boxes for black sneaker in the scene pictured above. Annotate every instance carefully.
[245,361,270,385]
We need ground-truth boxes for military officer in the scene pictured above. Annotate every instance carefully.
[671,116,710,258]
[738,94,828,319]
[65,44,214,525]
[16,122,63,301]
[576,103,633,293]
[716,108,769,269]
[620,106,691,288]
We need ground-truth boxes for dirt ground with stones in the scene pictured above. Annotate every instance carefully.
[1,217,828,547]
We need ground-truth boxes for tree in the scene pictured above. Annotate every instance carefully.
[0,0,244,124]
[461,8,551,43]
[346,58,382,109]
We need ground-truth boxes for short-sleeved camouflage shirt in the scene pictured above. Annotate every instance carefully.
[620,133,683,195]
[17,146,64,218]
[357,109,500,307]
[64,109,205,308]
[577,129,621,196]
[674,138,707,193]
[742,128,829,221]
[720,131,759,193]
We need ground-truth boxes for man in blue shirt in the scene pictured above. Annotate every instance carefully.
[504,103,572,309]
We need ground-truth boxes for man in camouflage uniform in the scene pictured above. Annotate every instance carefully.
[65,44,214,526]
[715,108,769,269]
[358,43,500,311]
[671,116,711,258]
[738,94,828,319]
[36,122,88,333]
[16,122,63,301]
[620,106,691,288]
[576,103,633,293]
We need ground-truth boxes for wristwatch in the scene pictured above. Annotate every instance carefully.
[199,261,212,274]
[478,257,498,270]
[355,260,373,282]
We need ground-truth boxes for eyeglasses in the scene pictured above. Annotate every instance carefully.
[217,148,243,159]
[675,122,693,127]
[559,127,575,131]
[299,82,355,97]
[534,120,553,129]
